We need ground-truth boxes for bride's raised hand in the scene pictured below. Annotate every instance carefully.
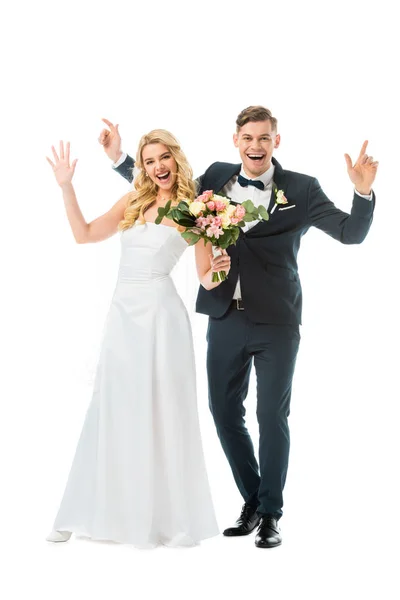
[46,141,78,187]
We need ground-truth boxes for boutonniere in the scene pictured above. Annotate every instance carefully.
[270,186,288,214]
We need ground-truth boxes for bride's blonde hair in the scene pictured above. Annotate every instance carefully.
[118,129,196,231]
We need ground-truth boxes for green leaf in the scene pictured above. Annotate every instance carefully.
[258,205,269,221]
[217,231,232,249]
[181,230,201,245]
[173,217,197,227]
[170,209,188,220]
[155,206,166,224]
[242,199,256,213]
[155,200,174,222]
[177,200,190,210]
[230,228,240,244]
[243,212,257,222]
[175,202,192,216]
[170,207,196,224]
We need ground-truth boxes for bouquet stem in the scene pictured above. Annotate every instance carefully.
[212,270,227,283]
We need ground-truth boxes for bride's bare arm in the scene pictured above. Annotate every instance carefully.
[59,184,127,244]
[47,141,128,244]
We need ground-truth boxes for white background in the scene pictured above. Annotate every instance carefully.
[1,0,399,598]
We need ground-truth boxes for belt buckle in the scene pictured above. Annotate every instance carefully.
[236,298,244,311]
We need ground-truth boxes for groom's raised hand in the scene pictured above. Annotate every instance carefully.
[98,118,122,163]
[344,141,379,195]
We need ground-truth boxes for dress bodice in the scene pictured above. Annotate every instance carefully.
[117,222,187,283]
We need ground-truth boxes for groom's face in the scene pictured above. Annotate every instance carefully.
[233,120,280,178]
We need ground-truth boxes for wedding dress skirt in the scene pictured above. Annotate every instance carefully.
[49,222,219,548]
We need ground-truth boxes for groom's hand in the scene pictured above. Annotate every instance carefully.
[344,141,379,195]
[98,118,123,163]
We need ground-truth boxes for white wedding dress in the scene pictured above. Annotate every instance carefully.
[48,222,219,548]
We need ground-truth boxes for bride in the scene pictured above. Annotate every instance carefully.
[45,130,229,548]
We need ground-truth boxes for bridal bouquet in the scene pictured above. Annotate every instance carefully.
[156,190,269,282]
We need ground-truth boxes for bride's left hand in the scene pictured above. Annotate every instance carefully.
[210,249,231,275]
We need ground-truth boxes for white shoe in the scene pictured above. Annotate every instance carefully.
[46,530,72,543]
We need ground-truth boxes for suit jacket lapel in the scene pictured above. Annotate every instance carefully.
[245,157,288,235]
[215,163,241,193]
[268,157,287,214]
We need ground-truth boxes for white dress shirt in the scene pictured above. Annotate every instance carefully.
[113,152,128,168]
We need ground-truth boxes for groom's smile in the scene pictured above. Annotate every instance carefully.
[247,153,266,163]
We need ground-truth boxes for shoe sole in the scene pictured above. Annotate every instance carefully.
[255,540,282,548]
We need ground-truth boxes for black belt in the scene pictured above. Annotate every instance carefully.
[230,299,244,310]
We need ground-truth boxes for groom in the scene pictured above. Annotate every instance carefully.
[99,107,377,548]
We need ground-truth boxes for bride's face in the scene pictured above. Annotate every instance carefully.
[142,143,178,192]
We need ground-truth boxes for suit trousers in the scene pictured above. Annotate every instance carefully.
[206,306,300,518]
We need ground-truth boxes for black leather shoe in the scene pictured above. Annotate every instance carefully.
[223,503,261,536]
[255,515,282,548]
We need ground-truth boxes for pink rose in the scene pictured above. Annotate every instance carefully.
[203,190,214,201]
[215,200,227,212]
[206,201,215,211]
[235,205,246,219]
[230,217,240,225]
[213,216,222,227]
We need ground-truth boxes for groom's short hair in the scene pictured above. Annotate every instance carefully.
[236,106,278,132]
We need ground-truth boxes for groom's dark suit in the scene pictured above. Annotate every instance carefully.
[114,155,375,518]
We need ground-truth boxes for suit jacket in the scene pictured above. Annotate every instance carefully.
[114,156,375,325]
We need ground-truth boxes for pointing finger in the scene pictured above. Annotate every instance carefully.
[358,140,368,161]
[102,118,116,130]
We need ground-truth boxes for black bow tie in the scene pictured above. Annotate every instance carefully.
[237,174,264,191]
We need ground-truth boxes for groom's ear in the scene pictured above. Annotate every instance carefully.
[274,134,281,149]
[233,133,239,148]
